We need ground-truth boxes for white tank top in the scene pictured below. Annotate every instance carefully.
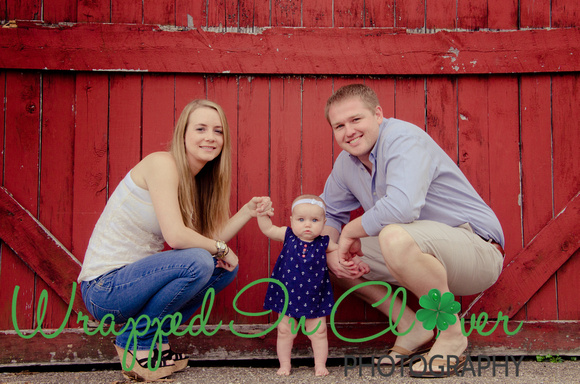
[78,171,165,282]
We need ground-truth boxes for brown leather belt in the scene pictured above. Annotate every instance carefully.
[490,241,505,257]
[480,236,505,257]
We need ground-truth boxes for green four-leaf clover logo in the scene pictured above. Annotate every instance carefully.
[416,289,461,335]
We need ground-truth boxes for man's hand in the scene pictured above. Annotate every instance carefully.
[327,244,367,279]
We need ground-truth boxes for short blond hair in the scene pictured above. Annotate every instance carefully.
[325,83,380,123]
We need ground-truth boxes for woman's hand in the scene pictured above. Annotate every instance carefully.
[216,250,239,272]
[246,196,273,217]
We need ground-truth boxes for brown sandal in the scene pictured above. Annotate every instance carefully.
[115,344,175,381]
[162,348,189,372]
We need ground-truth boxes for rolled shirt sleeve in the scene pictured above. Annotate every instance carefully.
[321,118,505,246]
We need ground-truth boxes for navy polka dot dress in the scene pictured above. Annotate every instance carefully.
[263,227,334,319]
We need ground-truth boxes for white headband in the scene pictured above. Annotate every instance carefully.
[291,198,326,213]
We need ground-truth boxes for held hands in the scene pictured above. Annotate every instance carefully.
[246,196,274,218]
[327,236,369,279]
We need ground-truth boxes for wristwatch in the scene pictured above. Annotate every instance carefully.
[214,240,228,259]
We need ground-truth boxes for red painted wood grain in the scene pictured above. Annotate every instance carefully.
[72,73,108,260]
[109,74,142,190]
[520,0,550,28]
[552,74,580,320]
[39,73,77,328]
[142,74,175,156]
[0,72,41,329]
[235,76,270,324]
[2,24,578,75]
[395,77,426,130]
[111,0,141,23]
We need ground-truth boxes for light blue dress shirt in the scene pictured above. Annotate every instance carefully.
[321,118,505,247]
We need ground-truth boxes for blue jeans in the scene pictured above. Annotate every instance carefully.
[80,248,237,351]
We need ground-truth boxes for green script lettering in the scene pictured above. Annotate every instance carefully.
[461,311,523,337]
[330,281,412,342]
[229,278,287,338]
[12,284,75,339]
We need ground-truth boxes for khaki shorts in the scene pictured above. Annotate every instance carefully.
[360,220,504,296]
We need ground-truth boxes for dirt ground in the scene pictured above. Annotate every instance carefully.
[1,357,579,384]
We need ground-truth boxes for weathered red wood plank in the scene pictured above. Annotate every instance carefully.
[487,77,520,256]
[77,0,110,22]
[553,0,580,27]
[235,76,270,324]
[366,78,395,119]
[395,0,425,29]
[111,0,141,24]
[302,0,332,27]
[109,74,142,190]
[6,0,40,21]
[39,73,77,328]
[520,0,550,28]
[0,187,84,315]
[207,0,226,28]
[365,0,395,28]
[2,24,578,75]
[520,75,556,321]
[457,0,487,29]
[426,77,458,163]
[0,71,6,327]
[552,74,580,320]
[72,73,108,260]
[0,72,40,330]
[466,191,580,317]
[457,76,490,201]
[206,76,240,324]
[272,0,301,26]
[269,77,302,324]
[175,75,206,116]
[394,77,425,129]
[0,71,4,186]
[486,75,525,315]
[176,0,206,28]
[142,74,175,156]
[3,320,579,365]
[557,251,580,320]
[426,0,455,29]
[335,0,364,27]
[144,0,175,25]
[302,77,334,194]
[240,0,269,28]
[44,0,77,23]
[488,0,517,29]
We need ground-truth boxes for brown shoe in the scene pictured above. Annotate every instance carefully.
[115,344,175,381]
[162,348,190,372]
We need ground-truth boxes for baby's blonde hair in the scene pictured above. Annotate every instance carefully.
[291,194,326,213]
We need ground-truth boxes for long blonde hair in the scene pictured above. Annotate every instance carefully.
[170,99,232,238]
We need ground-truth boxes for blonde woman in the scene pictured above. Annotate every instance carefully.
[78,100,271,381]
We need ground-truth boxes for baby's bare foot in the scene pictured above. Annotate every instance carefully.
[277,366,291,376]
[315,365,329,376]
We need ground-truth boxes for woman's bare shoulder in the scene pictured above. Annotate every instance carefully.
[131,152,177,189]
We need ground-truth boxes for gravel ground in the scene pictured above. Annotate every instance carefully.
[1,358,579,384]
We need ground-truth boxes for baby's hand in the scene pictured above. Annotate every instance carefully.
[257,202,275,217]
[351,255,370,274]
